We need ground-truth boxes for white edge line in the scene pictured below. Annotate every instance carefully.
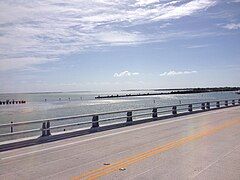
[191,144,240,179]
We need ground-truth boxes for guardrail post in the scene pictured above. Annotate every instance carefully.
[225,101,228,107]
[188,104,193,112]
[216,101,220,108]
[10,121,13,133]
[232,100,235,106]
[206,102,210,110]
[201,103,205,110]
[92,115,99,128]
[238,99,240,104]
[46,121,51,136]
[152,108,157,118]
[172,106,177,115]
[41,122,47,137]
[127,111,133,123]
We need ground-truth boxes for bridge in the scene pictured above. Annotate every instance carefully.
[0,99,240,179]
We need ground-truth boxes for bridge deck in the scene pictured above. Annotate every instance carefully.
[1,106,240,180]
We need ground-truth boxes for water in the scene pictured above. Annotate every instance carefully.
[0,91,239,141]
[1,90,238,124]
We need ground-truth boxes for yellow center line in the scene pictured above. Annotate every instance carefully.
[72,119,240,180]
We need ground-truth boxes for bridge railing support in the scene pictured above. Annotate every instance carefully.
[46,121,51,136]
[10,121,13,133]
[225,101,228,107]
[238,99,240,104]
[232,100,235,106]
[188,104,193,112]
[201,103,205,110]
[216,101,220,108]
[206,102,210,110]
[127,111,133,123]
[41,122,47,137]
[41,121,51,137]
[152,108,157,118]
[172,106,177,115]
[91,115,99,128]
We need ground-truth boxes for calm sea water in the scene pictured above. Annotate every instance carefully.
[0,91,239,141]
[0,90,239,124]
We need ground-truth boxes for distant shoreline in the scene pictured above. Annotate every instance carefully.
[122,87,240,92]
[96,87,240,99]
[0,87,239,95]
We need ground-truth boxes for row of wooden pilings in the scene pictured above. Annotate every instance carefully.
[0,100,26,105]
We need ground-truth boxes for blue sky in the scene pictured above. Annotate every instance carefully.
[0,0,240,93]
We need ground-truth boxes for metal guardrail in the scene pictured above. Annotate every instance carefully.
[0,99,239,139]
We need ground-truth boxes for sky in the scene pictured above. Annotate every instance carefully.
[0,0,240,93]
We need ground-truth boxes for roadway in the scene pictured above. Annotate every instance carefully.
[0,106,240,180]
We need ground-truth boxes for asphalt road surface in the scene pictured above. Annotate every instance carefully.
[1,106,240,180]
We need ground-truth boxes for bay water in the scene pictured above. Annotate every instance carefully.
[0,91,239,141]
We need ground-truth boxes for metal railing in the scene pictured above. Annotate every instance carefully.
[0,99,239,140]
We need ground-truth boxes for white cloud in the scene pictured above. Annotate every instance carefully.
[114,71,139,77]
[96,31,145,44]
[223,23,240,30]
[186,44,209,48]
[159,23,171,28]
[159,70,197,76]
[0,57,57,71]
[135,0,159,6]
[132,72,140,75]
[153,0,216,21]
[0,0,218,71]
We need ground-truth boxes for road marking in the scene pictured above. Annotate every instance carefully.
[72,118,240,180]
[1,108,236,160]
[191,143,240,179]
[128,143,240,180]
